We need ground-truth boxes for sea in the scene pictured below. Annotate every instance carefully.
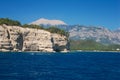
[0,52,120,80]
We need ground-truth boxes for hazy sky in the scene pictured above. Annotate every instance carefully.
[0,0,119,30]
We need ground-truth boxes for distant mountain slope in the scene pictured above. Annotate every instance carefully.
[69,25,120,45]
[30,18,67,26]
[115,28,120,32]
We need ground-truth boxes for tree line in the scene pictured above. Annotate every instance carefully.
[70,39,120,51]
[0,18,21,26]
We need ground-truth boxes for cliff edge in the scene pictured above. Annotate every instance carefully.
[0,24,69,52]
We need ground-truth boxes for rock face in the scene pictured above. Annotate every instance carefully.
[51,34,69,52]
[0,25,69,52]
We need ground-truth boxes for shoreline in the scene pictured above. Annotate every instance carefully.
[0,50,119,53]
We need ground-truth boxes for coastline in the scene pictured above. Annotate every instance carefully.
[0,50,119,54]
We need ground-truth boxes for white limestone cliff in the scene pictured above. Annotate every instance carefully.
[0,24,69,52]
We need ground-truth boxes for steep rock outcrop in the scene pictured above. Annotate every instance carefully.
[0,25,69,52]
[52,34,68,52]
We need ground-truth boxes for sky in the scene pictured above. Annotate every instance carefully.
[0,0,119,30]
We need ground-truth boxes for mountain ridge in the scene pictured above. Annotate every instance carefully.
[69,25,120,45]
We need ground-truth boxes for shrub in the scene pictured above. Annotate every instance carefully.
[0,18,21,26]
[46,26,68,36]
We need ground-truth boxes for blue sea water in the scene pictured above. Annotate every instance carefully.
[0,52,120,80]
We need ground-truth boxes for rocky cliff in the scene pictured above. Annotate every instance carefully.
[0,24,69,52]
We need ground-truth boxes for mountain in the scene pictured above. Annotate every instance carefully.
[115,28,120,32]
[30,18,67,26]
[30,18,120,45]
[69,25,120,45]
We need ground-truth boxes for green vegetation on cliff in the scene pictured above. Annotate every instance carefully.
[46,26,69,37]
[0,18,21,26]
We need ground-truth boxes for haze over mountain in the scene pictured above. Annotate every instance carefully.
[30,18,67,26]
